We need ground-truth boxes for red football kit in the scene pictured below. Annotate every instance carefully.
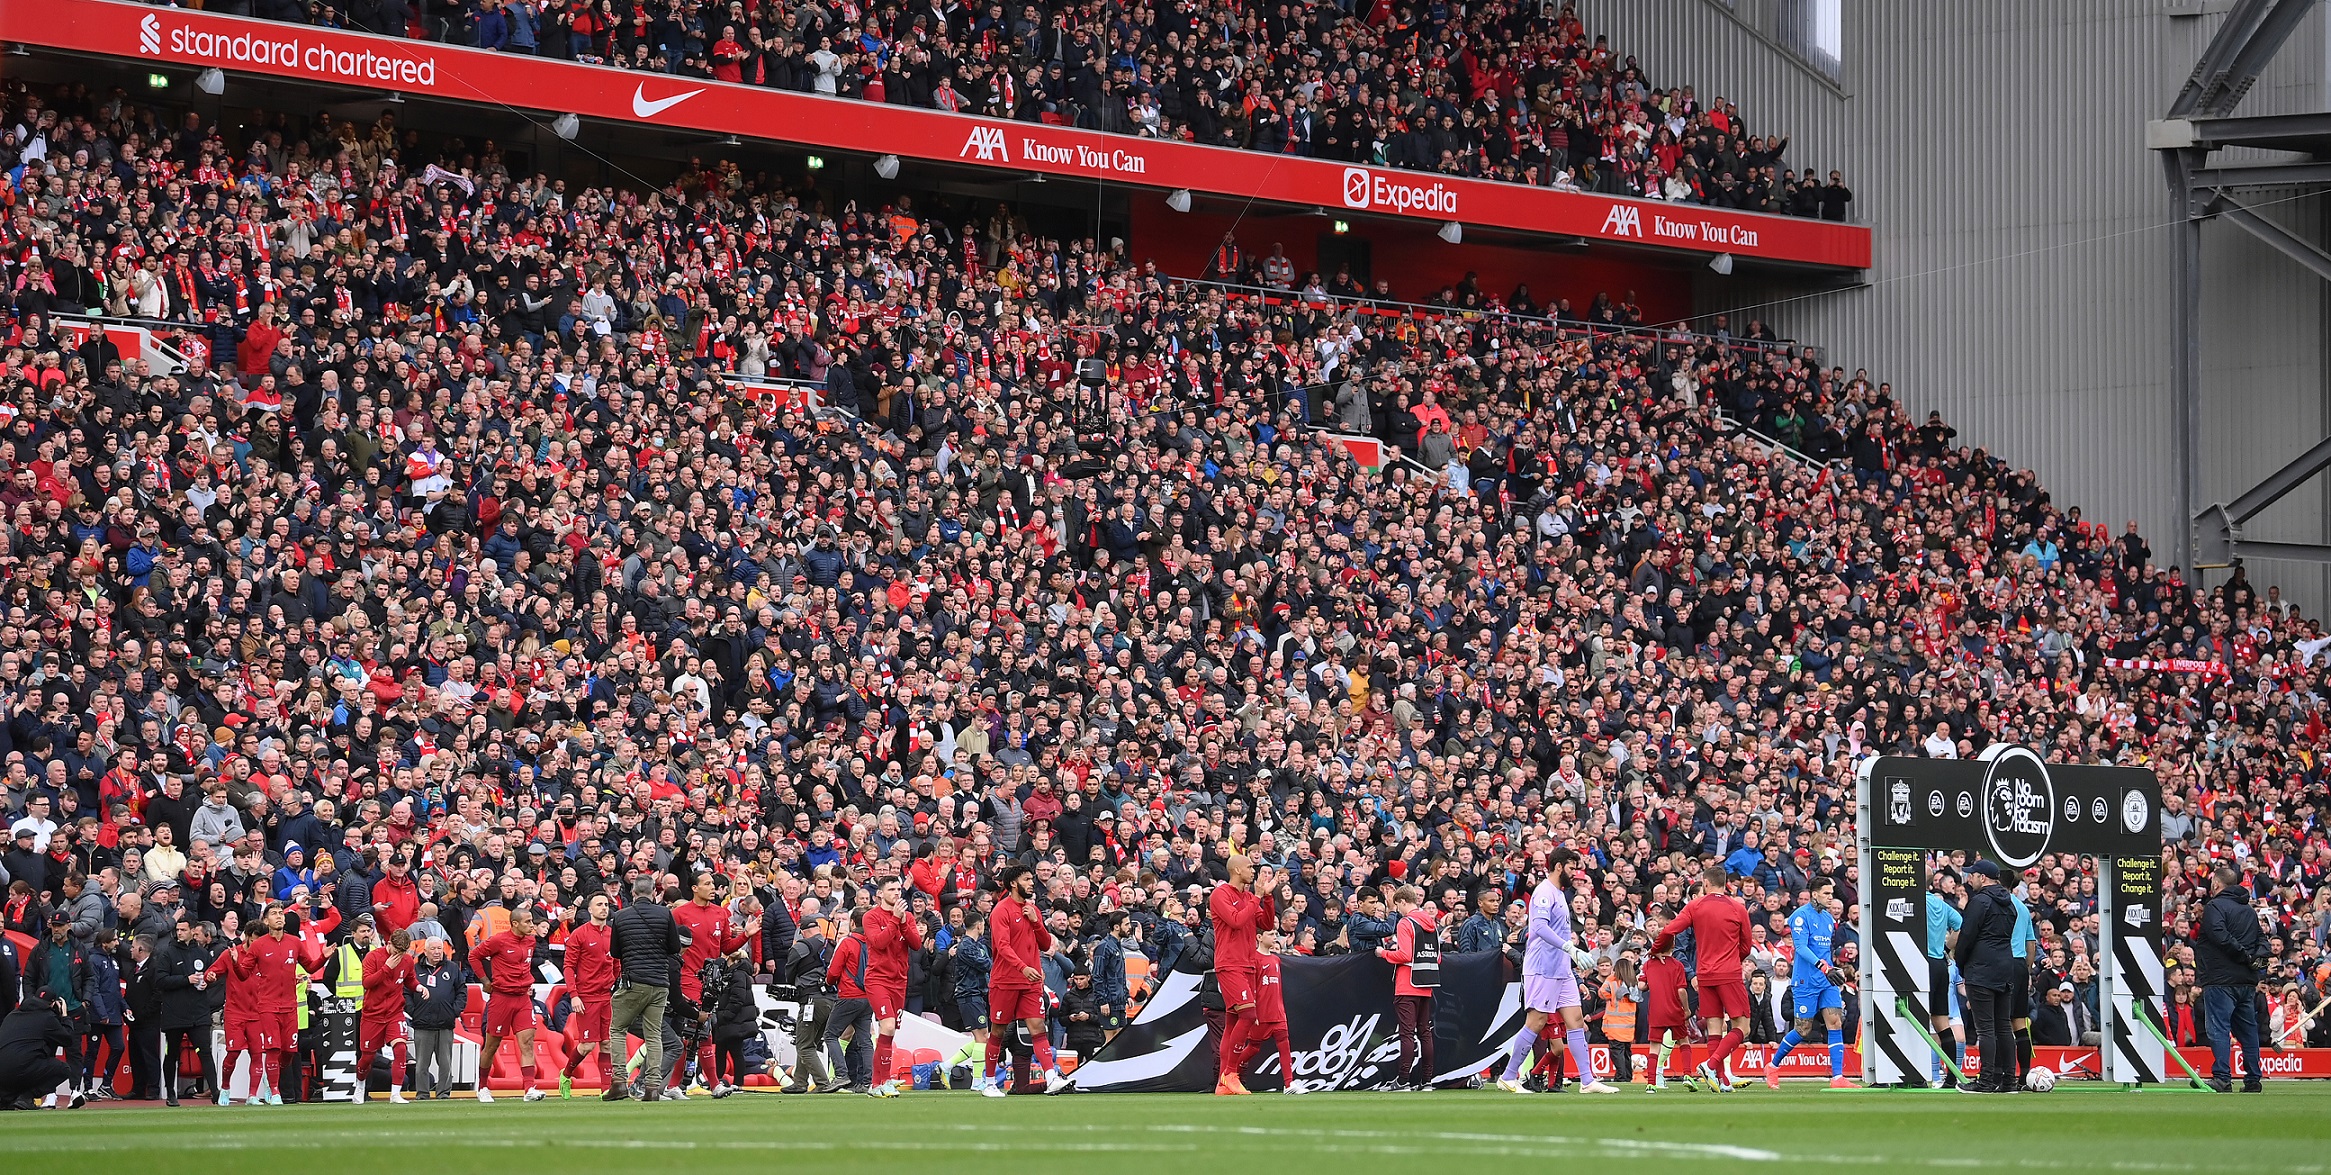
[673,900,746,1001]
[475,929,538,1036]
[1653,892,1753,1018]
[360,946,417,1091]
[988,894,1053,1024]
[563,921,616,1044]
[861,905,923,1020]
[1208,883,1274,1009]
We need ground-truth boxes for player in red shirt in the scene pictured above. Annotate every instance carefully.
[1651,863,1755,1091]
[1641,945,1694,1090]
[673,873,756,1094]
[356,919,418,1103]
[248,903,306,1104]
[861,877,924,1096]
[1208,854,1277,1096]
[474,905,543,1101]
[559,893,618,1098]
[982,865,1060,1096]
[1225,924,1299,1093]
[205,923,268,1104]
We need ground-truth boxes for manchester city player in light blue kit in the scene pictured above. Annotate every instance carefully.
[1765,876,1853,1089]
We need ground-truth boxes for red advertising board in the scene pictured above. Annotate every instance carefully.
[3,0,1871,269]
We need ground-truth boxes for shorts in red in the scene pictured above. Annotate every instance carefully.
[269,1010,299,1049]
[871,987,904,1023]
[224,1015,265,1053]
[988,986,1045,1025]
[568,996,610,1044]
[484,993,537,1037]
[359,1016,405,1056]
[1697,980,1750,1021]
[1217,966,1257,1010]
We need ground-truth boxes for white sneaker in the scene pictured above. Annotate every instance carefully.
[1578,1080,1621,1095]
[1495,1078,1532,1094]
[524,1088,546,1102]
[1043,1069,1067,1094]
[1283,1084,1308,1095]
[662,1087,688,1101]
[980,1082,1007,1098]
[216,1091,232,1107]
[476,1088,495,1104]
[388,1090,409,1104]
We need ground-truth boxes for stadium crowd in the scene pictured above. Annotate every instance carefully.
[0,57,2322,1107]
[133,0,1854,220]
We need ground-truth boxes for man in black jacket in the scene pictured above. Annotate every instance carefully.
[2197,866,2266,1093]
[152,916,215,1106]
[1952,860,2019,1094]
[0,993,79,1109]
[605,875,682,1102]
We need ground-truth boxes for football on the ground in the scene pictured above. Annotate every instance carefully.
[2026,1067,2057,1092]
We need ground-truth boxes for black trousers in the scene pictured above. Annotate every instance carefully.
[0,1057,71,1101]
[162,1027,214,1098]
[129,1023,162,1098]
[1393,993,1435,1084]
[824,997,874,1087]
[1967,984,2018,1088]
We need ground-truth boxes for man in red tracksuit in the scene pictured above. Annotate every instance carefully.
[474,905,543,1101]
[1651,863,1754,1091]
[822,918,876,1091]
[1209,854,1276,1096]
[861,877,923,1095]
[206,923,267,1104]
[1376,886,1441,1089]
[1226,925,1298,1093]
[983,865,1059,1095]
[560,893,617,1097]
[249,904,306,1104]
[358,920,417,1102]
[673,873,755,1092]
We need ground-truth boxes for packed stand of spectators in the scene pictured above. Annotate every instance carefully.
[135,0,1853,220]
[0,71,2322,1106]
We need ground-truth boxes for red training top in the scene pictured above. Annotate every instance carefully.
[674,901,746,1000]
[989,894,1053,994]
[862,905,923,995]
[1642,954,1691,1028]
[475,930,536,997]
[1209,883,1275,973]
[565,921,617,998]
[1652,894,1753,984]
[248,932,302,1013]
[1254,953,1287,1026]
[361,947,416,1021]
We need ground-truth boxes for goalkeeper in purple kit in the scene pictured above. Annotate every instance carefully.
[1495,849,1620,1095]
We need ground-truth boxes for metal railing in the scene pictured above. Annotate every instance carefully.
[1165,275,1810,359]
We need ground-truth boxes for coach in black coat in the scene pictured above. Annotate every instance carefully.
[1953,860,2019,1093]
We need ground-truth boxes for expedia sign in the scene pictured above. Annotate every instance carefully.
[1859,750,2157,862]
[1340,167,1460,215]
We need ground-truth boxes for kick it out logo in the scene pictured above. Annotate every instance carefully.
[1249,1014,1402,1092]
[1979,744,2054,868]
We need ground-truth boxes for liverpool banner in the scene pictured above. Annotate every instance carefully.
[1070,952,1522,1093]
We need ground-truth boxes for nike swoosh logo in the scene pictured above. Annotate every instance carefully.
[632,84,706,118]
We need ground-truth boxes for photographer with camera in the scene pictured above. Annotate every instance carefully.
[779,899,836,1093]
[2198,866,2268,1093]
[703,948,760,1097]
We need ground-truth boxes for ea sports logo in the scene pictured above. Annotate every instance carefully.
[1341,168,1371,209]
[1979,744,2053,868]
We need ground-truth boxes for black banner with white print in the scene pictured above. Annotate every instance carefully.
[1068,952,1524,1093]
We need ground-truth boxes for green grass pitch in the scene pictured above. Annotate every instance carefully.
[7,1085,2327,1175]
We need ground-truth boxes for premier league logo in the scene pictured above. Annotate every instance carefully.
[1979,744,2055,868]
